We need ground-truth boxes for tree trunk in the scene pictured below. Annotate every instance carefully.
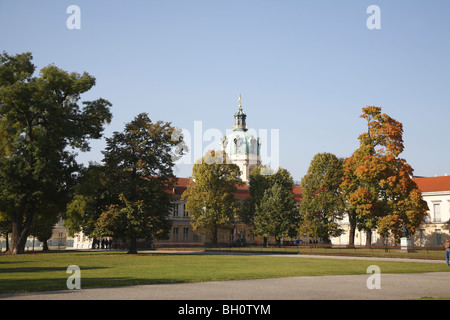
[348,224,356,246]
[275,237,281,247]
[365,229,372,247]
[9,221,28,255]
[127,237,137,254]
[212,225,218,247]
[9,202,25,254]
[348,210,357,246]
[42,239,49,251]
[8,197,34,255]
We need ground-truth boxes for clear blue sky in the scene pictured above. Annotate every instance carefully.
[1,0,449,182]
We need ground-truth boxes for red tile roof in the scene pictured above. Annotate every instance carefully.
[413,176,450,193]
[173,177,302,201]
[174,177,191,188]
[172,176,450,198]
[293,185,302,202]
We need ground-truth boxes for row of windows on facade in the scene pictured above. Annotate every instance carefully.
[171,227,250,243]
[172,203,189,218]
[172,227,197,242]
[419,228,445,246]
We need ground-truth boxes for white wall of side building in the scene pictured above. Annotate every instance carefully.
[332,176,450,246]
[418,191,450,246]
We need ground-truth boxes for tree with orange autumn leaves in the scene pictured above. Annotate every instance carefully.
[341,107,428,245]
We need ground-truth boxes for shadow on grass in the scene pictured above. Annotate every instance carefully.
[0,266,106,274]
[0,260,32,265]
[0,276,186,296]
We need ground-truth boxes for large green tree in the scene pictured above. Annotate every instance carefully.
[299,153,346,244]
[95,113,183,253]
[341,107,428,245]
[239,165,273,229]
[253,168,298,245]
[182,150,242,246]
[0,52,112,254]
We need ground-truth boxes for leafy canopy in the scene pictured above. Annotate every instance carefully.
[341,107,428,242]
[0,51,112,254]
[182,150,242,245]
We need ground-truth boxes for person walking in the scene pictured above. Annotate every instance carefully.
[443,239,450,266]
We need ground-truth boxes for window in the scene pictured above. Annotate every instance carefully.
[173,227,179,242]
[193,233,199,242]
[436,229,442,245]
[183,204,189,217]
[173,204,179,217]
[420,229,426,246]
[448,200,450,222]
[433,203,441,222]
[183,228,189,242]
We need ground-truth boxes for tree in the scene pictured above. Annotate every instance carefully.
[239,165,273,228]
[253,168,298,245]
[0,52,112,254]
[299,153,345,244]
[64,163,107,239]
[29,193,66,251]
[375,157,428,241]
[96,113,183,253]
[182,150,242,246]
[29,211,60,252]
[341,106,428,245]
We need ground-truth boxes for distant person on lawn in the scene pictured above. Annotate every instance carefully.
[443,240,450,266]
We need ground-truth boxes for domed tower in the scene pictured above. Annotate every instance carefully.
[222,94,261,182]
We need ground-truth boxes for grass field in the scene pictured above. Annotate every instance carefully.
[0,250,449,295]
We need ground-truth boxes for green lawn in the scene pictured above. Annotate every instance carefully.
[0,251,448,294]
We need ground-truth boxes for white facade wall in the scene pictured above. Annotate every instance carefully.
[418,191,450,246]
[332,191,450,246]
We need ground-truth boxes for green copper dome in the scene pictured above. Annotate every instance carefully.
[223,129,260,156]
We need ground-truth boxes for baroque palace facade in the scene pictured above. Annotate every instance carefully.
[1,97,448,251]
[153,175,450,248]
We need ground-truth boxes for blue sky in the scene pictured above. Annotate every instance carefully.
[1,0,449,182]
